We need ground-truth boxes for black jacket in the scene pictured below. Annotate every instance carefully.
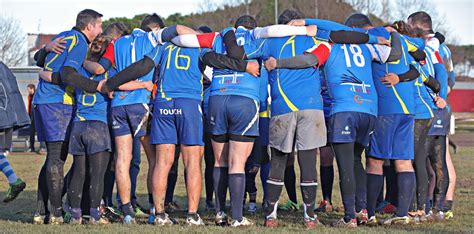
[0,62,30,130]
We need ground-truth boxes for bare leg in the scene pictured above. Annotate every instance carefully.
[140,135,156,206]
[152,144,175,213]
[115,134,133,206]
[445,137,456,207]
[181,145,204,213]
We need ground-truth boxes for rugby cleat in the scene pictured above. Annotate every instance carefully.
[3,178,26,203]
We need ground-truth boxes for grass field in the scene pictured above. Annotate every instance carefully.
[0,145,473,233]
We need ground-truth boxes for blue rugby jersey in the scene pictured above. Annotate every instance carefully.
[319,66,332,118]
[258,66,270,117]
[34,28,88,105]
[145,42,210,102]
[111,28,158,107]
[209,26,262,101]
[413,62,436,119]
[243,35,324,116]
[74,68,115,123]
[324,43,391,116]
[370,31,416,115]
[424,44,449,100]
[439,43,455,87]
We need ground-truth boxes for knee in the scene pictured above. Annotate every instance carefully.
[214,155,228,167]
[46,161,64,176]
[320,149,334,166]
[161,157,176,170]
[367,158,384,174]
[75,166,86,178]
[395,160,414,172]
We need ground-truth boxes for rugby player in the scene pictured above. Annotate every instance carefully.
[33,9,103,224]
[407,11,450,221]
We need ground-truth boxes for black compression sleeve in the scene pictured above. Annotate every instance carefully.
[161,25,178,42]
[329,31,369,44]
[105,56,155,91]
[434,32,446,45]
[398,64,420,82]
[51,72,62,85]
[201,51,248,72]
[386,32,402,62]
[223,30,246,60]
[424,75,441,93]
[61,66,99,93]
[35,48,48,67]
[276,53,319,69]
[409,50,427,62]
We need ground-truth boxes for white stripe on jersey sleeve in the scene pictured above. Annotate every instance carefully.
[149,29,160,46]
[367,44,391,63]
[252,25,307,39]
[171,34,201,48]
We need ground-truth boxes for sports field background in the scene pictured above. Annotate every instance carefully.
[0,132,473,233]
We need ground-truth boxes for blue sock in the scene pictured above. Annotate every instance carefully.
[90,207,100,220]
[0,153,18,184]
[260,162,270,202]
[70,207,82,219]
[367,173,384,217]
[425,197,432,213]
[121,202,134,217]
[342,195,356,222]
[396,172,416,217]
[148,193,154,206]
[229,173,245,222]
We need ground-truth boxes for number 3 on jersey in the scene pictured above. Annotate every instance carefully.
[165,45,190,70]
[341,44,365,67]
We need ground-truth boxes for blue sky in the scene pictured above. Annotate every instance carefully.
[0,0,472,45]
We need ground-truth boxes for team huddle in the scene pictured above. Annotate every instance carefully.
[20,7,456,228]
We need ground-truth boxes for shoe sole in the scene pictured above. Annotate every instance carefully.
[33,218,45,225]
[3,182,26,203]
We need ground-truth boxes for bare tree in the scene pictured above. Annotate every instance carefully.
[346,0,379,15]
[198,0,219,13]
[0,16,26,67]
[345,0,457,44]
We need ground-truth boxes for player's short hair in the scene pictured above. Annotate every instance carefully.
[104,22,129,39]
[344,13,372,28]
[27,84,35,90]
[235,15,257,29]
[76,9,103,30]
[198,25,213,33]
[278,9,304,24]
[408,11,433,31]
[140,13,165,32]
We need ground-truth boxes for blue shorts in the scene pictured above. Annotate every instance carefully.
[208,95,259,137]
[328,112,376,146]
[368,114,415,160]
[428,108,451,136]
[34,103,74,142]
[150,98,203,146]
[259,117,269,146]
[111,103,149,138]
[69,121,112,155]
